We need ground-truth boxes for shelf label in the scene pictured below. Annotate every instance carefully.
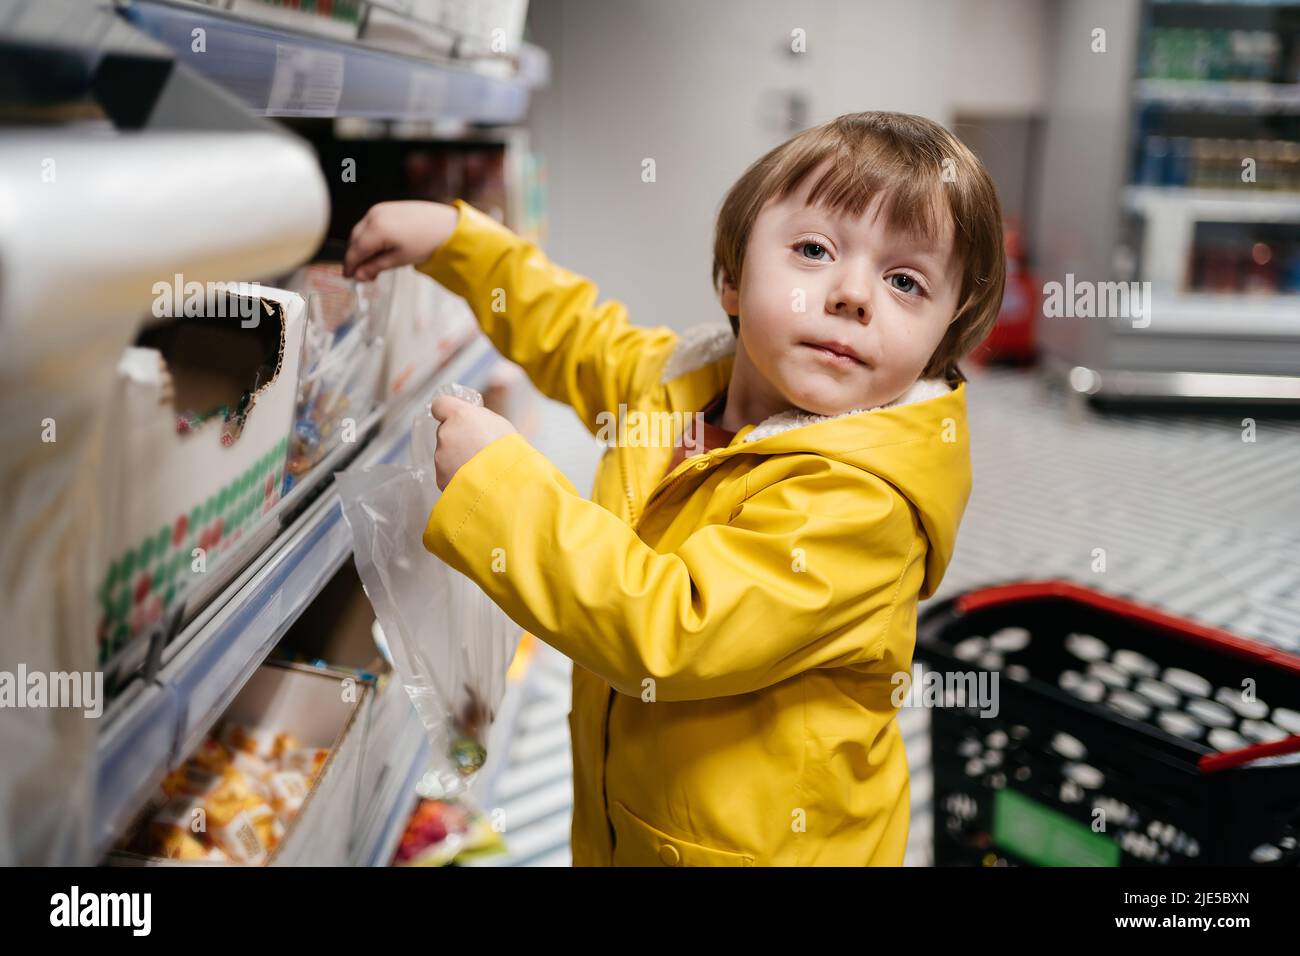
[405,70,451,120]
[267,44,345,116]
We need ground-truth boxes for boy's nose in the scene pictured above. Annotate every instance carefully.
[830,286,871,321]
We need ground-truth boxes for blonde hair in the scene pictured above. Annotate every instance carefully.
[712,112,1005,383]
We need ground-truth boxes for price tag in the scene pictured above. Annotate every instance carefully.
[405,70,450,119]
[267,44,345,116]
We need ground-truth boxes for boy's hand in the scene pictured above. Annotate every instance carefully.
[343,201,460,281]
[428,396,518,491]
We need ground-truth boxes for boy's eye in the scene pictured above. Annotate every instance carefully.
[798,241,830,261]
[889,273,924,296]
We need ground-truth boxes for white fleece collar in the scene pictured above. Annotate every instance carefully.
[658,322,952,442]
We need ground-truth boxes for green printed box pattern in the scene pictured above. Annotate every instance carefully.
[96,435,290,662]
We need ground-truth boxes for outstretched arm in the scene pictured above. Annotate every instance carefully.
[417,199,679,434]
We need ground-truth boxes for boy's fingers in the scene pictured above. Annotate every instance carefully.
[342,219,368,276]
[343,221,386,277]
[351,248,403,282]
[349,212,372,241]
[429,395,469,422]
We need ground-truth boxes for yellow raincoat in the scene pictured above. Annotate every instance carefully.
[419,199,972,866]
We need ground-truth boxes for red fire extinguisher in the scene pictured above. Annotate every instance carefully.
[975,219,1038,366]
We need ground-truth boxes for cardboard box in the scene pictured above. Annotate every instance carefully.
[96,285,305,664]
[109,662,369,867]
[229,663,368,866]
[379,265,477,404]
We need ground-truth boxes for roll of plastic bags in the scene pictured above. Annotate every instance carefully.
[336,384,518,796]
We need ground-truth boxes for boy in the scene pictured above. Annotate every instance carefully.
[345,111,1005,865]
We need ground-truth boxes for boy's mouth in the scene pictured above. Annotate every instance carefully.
[802,340,866,366]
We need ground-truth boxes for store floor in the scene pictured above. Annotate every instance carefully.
[466,364,1300,866]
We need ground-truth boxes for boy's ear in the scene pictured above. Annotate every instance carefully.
[719,276,740,317]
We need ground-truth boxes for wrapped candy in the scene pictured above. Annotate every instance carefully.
[189,738,232,774]
[125,714,332,864]
[144,795,210,861]
[209,809,267,865]
[450,682,493,775]
[268,770,310,822]
[220,721,279,759]
[272,731,301,759]
[280,747,329,782]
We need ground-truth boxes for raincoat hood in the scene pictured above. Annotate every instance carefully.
[657,322,971,600]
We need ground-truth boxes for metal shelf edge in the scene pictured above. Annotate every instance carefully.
[1123,185,1300,222]
[124,0,536,123]
[356,707,430,866]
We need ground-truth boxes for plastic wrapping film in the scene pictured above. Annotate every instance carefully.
[337,384,518,797]
[0,130,328,864]
[0,315,119,866]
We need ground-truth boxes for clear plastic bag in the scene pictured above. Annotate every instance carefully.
[336,384,518,796]
[286,266,391,491]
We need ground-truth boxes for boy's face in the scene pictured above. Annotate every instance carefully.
[722,169,961,417]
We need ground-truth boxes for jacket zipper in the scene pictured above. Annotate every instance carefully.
[618,450,638,527]
[608,451,632,863]
[633,452,719,532]
[621,444,717,531]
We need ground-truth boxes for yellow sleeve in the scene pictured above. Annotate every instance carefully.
[418,199,679,435]
[422,432,922,701]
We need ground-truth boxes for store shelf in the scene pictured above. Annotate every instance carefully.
[1140,291,1300,336]
[1126,183,1300,287]
[1135,79,1300,113]
[1150,0,1300,6]
[120,0,540,122]
[91,332,499,863]
[1125,185,1300,223]
[1048,355,1300,403]
[354,703,430,866]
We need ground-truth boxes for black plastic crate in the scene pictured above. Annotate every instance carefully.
[916,580,1300,866]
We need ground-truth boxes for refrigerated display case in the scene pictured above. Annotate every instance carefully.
[1034,0,1300,407]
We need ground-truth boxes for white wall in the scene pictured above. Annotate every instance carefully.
[948,0,1055,117]
[524,0,1053,334]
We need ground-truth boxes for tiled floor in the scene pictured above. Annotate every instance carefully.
[471,365,1300,866]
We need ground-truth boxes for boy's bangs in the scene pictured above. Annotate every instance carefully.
[776,143,952,252]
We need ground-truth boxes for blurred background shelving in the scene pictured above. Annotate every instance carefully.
[1032,0,1300,403]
